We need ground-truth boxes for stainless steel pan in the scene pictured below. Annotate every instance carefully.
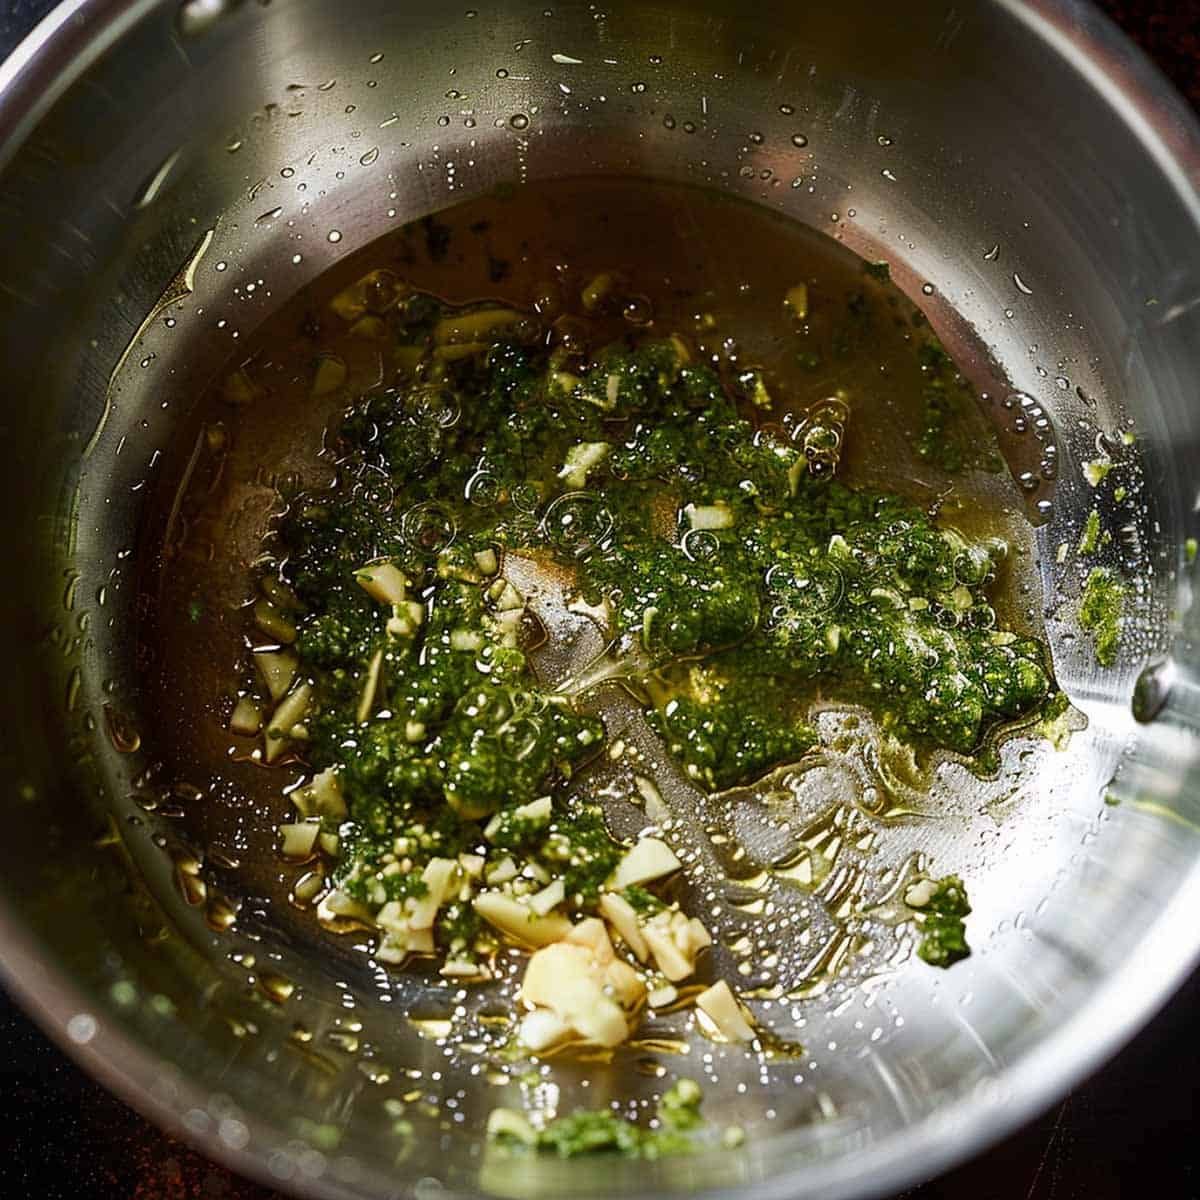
[1,2,1198,1197]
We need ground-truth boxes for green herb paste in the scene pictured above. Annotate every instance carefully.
[248,286,1051,965]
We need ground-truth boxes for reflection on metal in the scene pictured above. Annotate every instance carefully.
[0,0,1197,1197]
[82,226,216,459]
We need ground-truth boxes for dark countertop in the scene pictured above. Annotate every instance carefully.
[2,1,1198,1197]
[1097,0,1200,109]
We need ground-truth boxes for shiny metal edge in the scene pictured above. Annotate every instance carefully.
[1002,0,1200,208]
[0,0,159,174]
[0,1,1197,1197]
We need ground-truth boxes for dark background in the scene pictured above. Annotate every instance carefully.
[2,0,1199,1196]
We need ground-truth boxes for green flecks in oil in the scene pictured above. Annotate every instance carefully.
[1079,567,1125,668]
[1078,510,1101,556]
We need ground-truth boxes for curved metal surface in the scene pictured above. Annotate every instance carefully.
[0,1,1197,1198]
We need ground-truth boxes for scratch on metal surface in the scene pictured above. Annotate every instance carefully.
[160,426,208,563]
[937,6,966,52]
[63,220,93,247]
[0,278,37,308]
[134,148,183,210]
[169,26,195,71]
[1154,293,1200,327]
[951,1008,1000,1070]
[834,84,859,123]
[1025,1095,1070,1200]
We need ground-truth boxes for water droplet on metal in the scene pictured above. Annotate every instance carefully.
[791,133,809,148]
[174,856,207,907]
[259,972,296,1005]
[1013,273,1033,295]
[1132,657,1175,724]
[509,112,530,130]
[984,244,1000,261]
[634,1057,667,1078]
[104,705,141,753]
[327,230,343,243]
[205,892,240,932]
